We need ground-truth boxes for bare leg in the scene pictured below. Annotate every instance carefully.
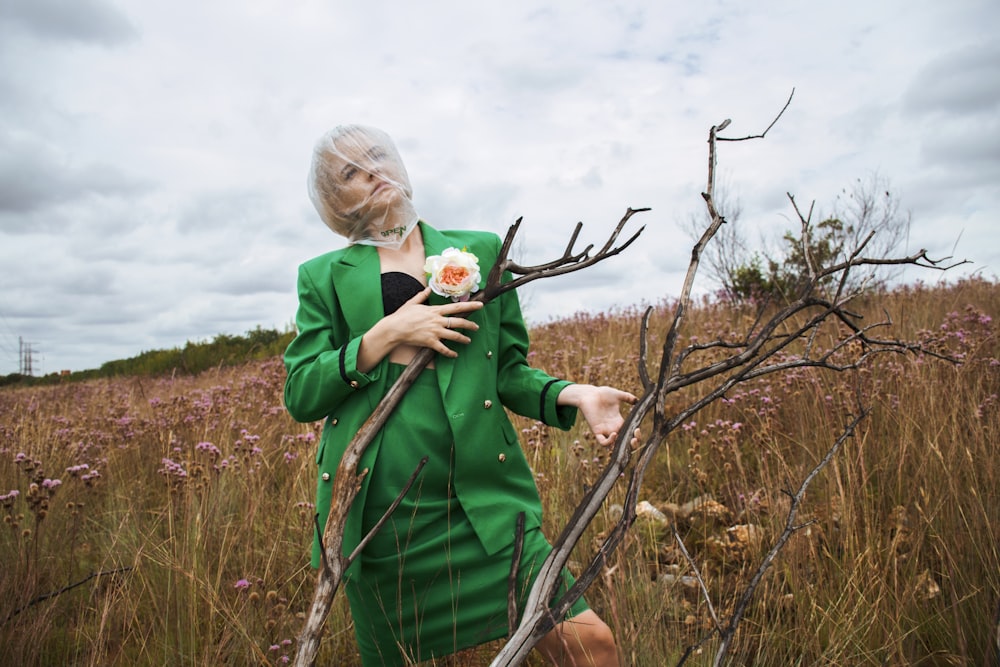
[534,610,619,667]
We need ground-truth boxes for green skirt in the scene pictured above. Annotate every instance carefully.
[345,364,588,666]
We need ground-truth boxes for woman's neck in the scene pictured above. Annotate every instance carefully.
[377,225,426,280]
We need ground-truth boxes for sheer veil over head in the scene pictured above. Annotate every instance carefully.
[308,125,419,249]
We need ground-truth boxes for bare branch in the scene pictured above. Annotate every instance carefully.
[297,89,959,667]
[3,567,134,624]
[491,93,803,667]
[788,193,818,284]
[345,456,428,565]
[717,88,794,142]
[483,208,648,302]
[707,118,731,194]
[637,306,654,391]
[492,91,958,667]
[508,512,526,636]
[711,410,869,664]
[672,524,723,633]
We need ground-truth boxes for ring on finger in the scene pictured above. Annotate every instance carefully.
[446,317,452,329]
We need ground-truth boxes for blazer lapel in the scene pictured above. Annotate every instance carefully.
[329,243,382,335]
[419,223,459,395]
[324,225,479,400]
[419,222,451,304]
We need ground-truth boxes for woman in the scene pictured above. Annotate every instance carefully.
[284,125,635,666]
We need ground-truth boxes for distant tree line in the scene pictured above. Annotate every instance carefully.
[0,326,296,387]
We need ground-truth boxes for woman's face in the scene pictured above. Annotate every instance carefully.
[309,125,418,246]
[323,132,408,221]
[332,144,400,212]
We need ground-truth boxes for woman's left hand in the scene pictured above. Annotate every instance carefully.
[557,384,638,446]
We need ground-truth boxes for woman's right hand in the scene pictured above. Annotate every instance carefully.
[390,287,483,356]
[358,287,483,370]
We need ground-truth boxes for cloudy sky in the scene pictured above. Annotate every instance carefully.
[1,0,997,375]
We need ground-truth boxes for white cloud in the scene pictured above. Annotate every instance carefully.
[0,0,997,374]
[0,0,137,45]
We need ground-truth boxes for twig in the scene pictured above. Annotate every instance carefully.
[346,456,429,565]
[717,88,795,142]
[992,593,1000,664]
[491,96,793,667]
[491,90,957,666]
[672,524,723,632]
[483,209,648,301]
[710,410,869,665]
[508,512,526,636]
[3,567,133,624]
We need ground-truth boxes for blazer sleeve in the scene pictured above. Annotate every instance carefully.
[283,262,381,423]
[490,235,577,430]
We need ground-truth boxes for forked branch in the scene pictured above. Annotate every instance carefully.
[710,410,868,665]
[490,90,959,666]
[481,209,647,301]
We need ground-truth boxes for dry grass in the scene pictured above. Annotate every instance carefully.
[1,278,997,666]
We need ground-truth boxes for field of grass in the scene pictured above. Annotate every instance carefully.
[1,278,997,666]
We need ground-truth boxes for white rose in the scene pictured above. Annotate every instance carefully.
[424,247,481,300]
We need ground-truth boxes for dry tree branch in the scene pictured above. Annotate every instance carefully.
[716,88,794,143]
[490,90,962,666]
[491,97,799,667]
[672,522,724,633]
[343,456,428,565]
[483,208,647,301]
[708,410,868,666]
[789,194,819,284]
[293,209,647,666]
[671,412,868,666]
[3,567,134,625]
[508,512,527,636]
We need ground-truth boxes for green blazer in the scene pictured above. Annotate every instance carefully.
[283,222,577,574]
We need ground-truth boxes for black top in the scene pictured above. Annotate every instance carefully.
[381,271,424,315]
